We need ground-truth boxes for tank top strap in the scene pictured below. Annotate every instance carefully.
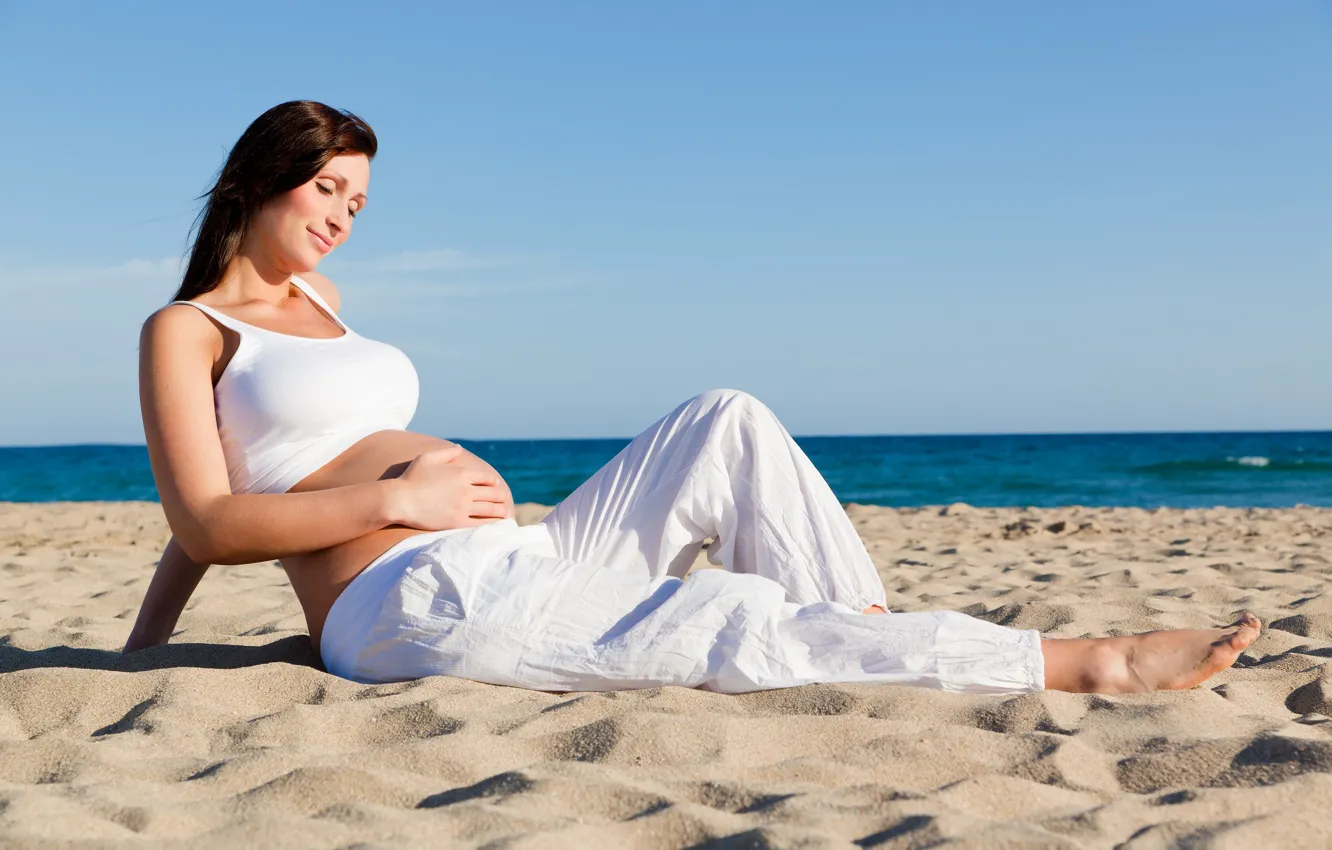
[170,299,250,334]
[290,275,349,331]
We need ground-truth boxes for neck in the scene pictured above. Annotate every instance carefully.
[216,253,298,306]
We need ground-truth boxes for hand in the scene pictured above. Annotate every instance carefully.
[452,449,516,520]
[123,625,170,654]
[123,536,208,655]
[391,445,513,530]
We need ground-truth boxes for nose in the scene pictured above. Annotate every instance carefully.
[327,206,351,239]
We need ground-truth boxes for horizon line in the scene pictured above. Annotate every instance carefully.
[3,426,1331,450]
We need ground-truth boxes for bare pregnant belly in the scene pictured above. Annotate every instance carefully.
[279,430,509,649]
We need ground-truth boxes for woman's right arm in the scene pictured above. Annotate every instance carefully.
[139,305,506,565]
[123,535,209,651]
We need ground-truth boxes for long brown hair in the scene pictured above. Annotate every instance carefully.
[172,101,378,302]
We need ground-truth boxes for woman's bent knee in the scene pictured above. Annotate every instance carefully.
[692,388,769,416]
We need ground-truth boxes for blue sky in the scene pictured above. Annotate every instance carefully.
[0,2,1327,444]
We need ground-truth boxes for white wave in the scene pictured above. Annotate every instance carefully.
[1228,456,1271,467]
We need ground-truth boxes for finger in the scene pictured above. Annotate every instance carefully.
[440,443,465,460]
[470,501,509,519]
[462,466,500,484]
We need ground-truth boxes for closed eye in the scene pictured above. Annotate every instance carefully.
[317,182,358,218]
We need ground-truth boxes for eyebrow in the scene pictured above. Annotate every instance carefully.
[321,170,369,204]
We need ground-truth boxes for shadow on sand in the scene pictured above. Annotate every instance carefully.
[0,635,320,674]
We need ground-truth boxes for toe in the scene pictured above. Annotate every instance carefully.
[1219,631,1248,652]
[1238,611,1262,635]
[1221,613,1262,651]
[1231,611,1261,630]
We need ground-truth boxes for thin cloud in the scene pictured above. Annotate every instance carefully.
[0,257,185,312]
[0,257,184,290]
[0,247,590,306]
[353,278,583,303]
[326,248,523,275]
[0,247,506,291]
[326,247,594,307]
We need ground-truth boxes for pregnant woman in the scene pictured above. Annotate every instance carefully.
[126,100,1261,695]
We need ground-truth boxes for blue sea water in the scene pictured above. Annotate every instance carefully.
[2,432,1331,508]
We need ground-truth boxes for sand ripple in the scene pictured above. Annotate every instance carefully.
[3,501,1332,847]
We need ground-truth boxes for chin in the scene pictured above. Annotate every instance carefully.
[292,251,323,273]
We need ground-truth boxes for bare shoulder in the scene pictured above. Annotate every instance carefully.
[140,302,217,348]
[298,270,342,313]
[139,304,227,378]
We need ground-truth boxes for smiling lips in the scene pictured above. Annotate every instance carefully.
[309,229,333,253]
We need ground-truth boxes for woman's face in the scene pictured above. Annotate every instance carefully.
[247,152,371,273]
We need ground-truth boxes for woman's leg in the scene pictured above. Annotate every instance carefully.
[540,389,887,612]
[336,390,1259,694]
[1041,613,1262,693]
[344,521,1044,693]
[339,523,1258,693]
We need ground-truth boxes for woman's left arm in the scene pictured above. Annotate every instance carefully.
[123,536,210,652]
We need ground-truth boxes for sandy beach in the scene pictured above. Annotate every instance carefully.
[3,500,1332,848]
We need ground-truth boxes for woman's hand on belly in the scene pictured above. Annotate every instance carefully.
[447,448,516,519]
[288,430,516,534]
[385,445,515,530]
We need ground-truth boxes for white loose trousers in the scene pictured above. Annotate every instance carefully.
[320,390,1045,694]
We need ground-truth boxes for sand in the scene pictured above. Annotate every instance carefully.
[2,501,1332,848]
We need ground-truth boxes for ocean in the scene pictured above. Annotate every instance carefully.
[3,431,1331,508]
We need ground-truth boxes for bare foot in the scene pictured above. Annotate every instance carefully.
[1041,613,1262,693]
[862,604,887,615]
[1122,613,1263,691]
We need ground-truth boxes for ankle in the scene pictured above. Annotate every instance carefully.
[1085,638,1146,694]
[1041,636,1141,694]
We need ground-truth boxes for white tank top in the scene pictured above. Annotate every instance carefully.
[171,276,420,495]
